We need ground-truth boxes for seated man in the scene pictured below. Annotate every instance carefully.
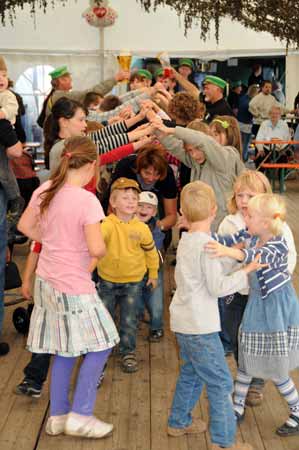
[255,104,290,168]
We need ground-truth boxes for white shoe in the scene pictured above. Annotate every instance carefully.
[45,415,68,435]
[65,412,113,438]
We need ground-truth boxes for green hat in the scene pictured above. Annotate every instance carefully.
[179,58,193,69]
[155,68,164,78]
[203,75,227,90]
[231,80,242,88]
[49,66,70,80]
[137,69,153,80]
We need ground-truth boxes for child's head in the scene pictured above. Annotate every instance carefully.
[228,170,272,215]
[40,136,98,214]
[0,56,8,93]
[137,191,158,223]
[100,95,122,112]
[83,92,103,111]
[110,177,140,219]
[209,115,242,156]
[168,92,199,125]
[181,181,217,224]
[183,120,211,165]
[246,194,286,237]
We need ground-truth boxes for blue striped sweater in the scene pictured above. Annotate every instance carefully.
[213,229,290,299]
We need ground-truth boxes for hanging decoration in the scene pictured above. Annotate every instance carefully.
[82,0,117,28]
[136,0,299,46]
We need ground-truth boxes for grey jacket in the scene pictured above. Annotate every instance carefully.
[160,127,245,230]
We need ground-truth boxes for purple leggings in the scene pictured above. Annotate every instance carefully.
[50,348,111,416]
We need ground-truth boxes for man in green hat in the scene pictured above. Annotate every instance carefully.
[137,69,153,87]
[178,58,193,79]
[155,67,164,83]
[37,65,130,127]
[202,75,233,122]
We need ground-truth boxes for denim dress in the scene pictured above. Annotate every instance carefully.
[238,273,299,379]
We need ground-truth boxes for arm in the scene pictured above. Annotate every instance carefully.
[17,206,41,242]
[248,95,260,118]
[51,78,117,105]
[157,197,177,231]
[6,141,23,158]
[141,226,159,286]
[255,122,267,153]
[0,91,18,122]
[99,143,135,166]
[170,68,200,99]
[159,134,195,168]
[22,251,39,300]
[84,223,106,259]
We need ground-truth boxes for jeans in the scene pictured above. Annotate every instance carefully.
[0,187,7,337]
[139,269,164,331]
[24,353,51,388]
[169,332,236,448]
[97,278,142,355]
[218,297,233,353]
[241,131,252,162]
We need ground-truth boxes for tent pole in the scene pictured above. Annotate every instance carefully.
[100,27,104,81]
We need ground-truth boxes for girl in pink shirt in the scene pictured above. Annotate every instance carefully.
[18,136,119,439]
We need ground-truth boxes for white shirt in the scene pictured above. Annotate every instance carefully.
[170,232,248,335]
[248,93,284,124]
[256,119,290,152]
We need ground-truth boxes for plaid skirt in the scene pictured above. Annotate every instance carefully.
[27,276,119,357]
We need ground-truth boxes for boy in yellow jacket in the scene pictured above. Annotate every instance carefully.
[97,177,159,373]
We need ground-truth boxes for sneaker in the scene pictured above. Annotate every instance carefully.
[46,415,68,435]
[211,443,252,450]
[65,412,113,438]
[15,380,42,398]
[235,410,245,424]
[276,414,299,436]
[148,329,164,343]
[167,417,207,436]
[0,342,9,356]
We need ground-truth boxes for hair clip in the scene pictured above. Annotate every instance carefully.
[64,152,72,159]
[273,212,281,219]
[212,119,230,129]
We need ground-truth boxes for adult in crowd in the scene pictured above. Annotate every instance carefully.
[0,119,23,356]
[176,59,198,91]
[255,104,290,168]
[228,80,242,116]
[272,81,286,105]
[248,80,286,134]
[237,84,260,161]
[202,76,233,122]
[37,65,129,127]
[248,63,264,87]
[8,79,26,143]
[155,68,164,83]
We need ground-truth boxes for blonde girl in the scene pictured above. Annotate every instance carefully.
[18,136,119,439]
[207,193,299,437]
[218,170,296,405]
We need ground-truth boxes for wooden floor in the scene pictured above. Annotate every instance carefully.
[2,179,299,450]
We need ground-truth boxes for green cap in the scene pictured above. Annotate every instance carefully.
[179,58,193,69]
[155,68,164,78]
[203,75,227,90]
[137,69,153,80]
[231,80,242,88]
[49,66,70,80]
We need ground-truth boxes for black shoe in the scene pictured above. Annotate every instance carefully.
[276,415,299,436]
[235,410,245,424]
[148,329,164,343]
[0,342,9,356]
[15,380,42,398]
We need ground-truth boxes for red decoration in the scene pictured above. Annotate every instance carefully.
[93,6,107,18]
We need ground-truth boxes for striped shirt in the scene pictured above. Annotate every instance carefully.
[213,229,291,299]
[89,121,129,154]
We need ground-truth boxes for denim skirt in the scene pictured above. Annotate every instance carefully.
[27,276,119,357]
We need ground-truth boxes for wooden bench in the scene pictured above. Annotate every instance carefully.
[260,163,299,193]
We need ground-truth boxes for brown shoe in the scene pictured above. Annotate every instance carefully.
[211,442,253,450]
[167,417,207,436]
[245,387,263,407]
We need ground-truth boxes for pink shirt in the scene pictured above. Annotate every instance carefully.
[29,181,105,294]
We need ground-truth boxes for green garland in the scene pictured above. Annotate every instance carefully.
[0,0,66,25]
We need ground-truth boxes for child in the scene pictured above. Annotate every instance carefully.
[0,56,18,124]
[218,170,297,405]
[18,136,119,438]
[152,114,245,230]
[168,180,255,450]
[96,178,159,373]
[136,191,165,342]
[206,193,299,437]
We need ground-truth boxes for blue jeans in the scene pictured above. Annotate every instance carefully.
[97,278,142,355]
[241,131,252,162]
[139,269,164,331]
[0,188,7,337]
[169,332,236,448]
[218,297,233,353]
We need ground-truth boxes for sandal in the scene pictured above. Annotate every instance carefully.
[121,353,138,373]
[276,414,299,436]
[245,388,263,406]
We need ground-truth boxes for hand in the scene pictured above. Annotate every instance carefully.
[6,247,10,262]
[119,105,134,120]
[21,280,32,300]
[243,254,268,274]
[115,70,130,82]
[133,135,156,151]
[204,241,231,258]
[88,257,98,273]
[108,115,122,125]
[177,214,190,231]
[257,149,265,157]
[146,278,158,289]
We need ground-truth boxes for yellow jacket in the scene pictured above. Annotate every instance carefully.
[97,214,159,283]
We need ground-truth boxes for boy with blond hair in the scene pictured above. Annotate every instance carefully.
[97,177,159,373]
[168,180,255,450]
[0,56,18,124]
